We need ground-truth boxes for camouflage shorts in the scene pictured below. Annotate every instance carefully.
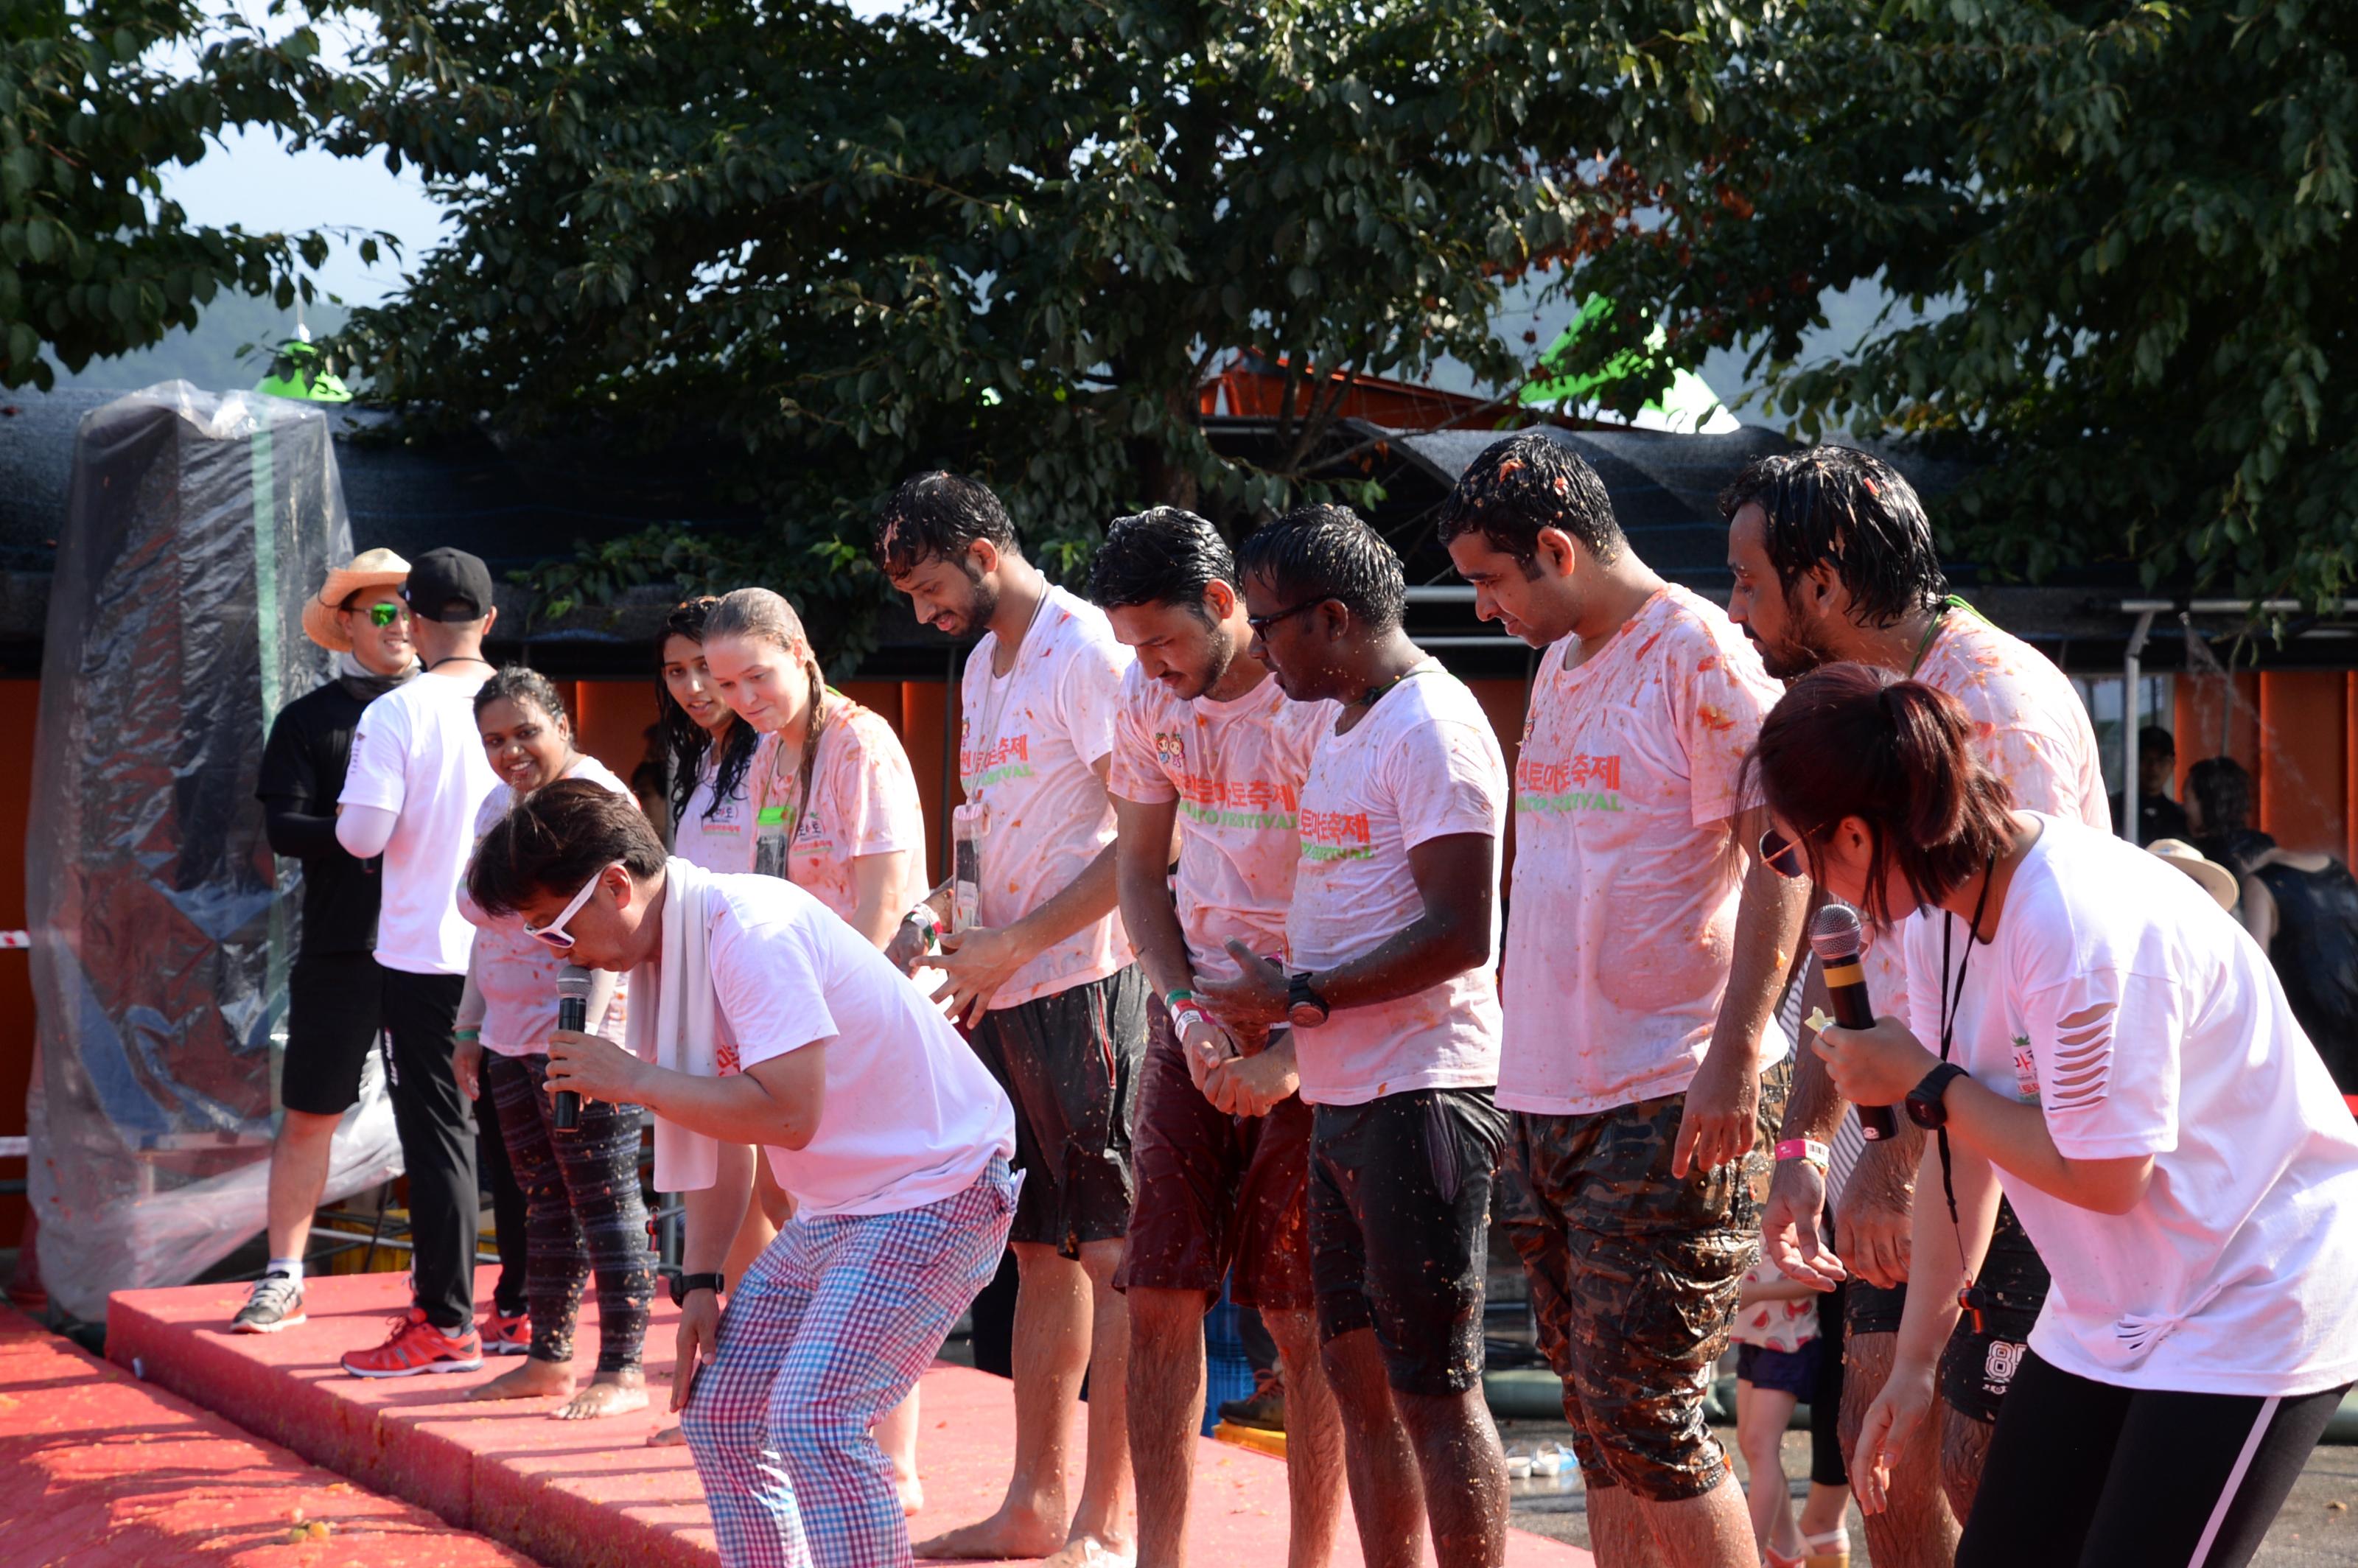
[1497,1059,1791,1502]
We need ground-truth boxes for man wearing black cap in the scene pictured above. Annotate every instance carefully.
[335,548,510,1376]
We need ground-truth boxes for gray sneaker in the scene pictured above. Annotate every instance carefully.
[230,1272,306,1334]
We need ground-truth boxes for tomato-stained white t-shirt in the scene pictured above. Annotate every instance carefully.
[1108,662,1334,981]
[1287,662,1507,1106]
[958,587,1137,1007]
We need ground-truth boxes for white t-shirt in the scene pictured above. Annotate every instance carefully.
[1500,587,1790,1116]
[673,738,755,874]
[1891,816,2358,1396]
[1287,661,1507,1105]
[1108,663,1334,981]
[463,756,633,1056]
[340,668,501,975]
[1917,606,2110,832]
[1855,606,2113,1031]
[706,873,1016,1217]
[750,700,927,926]
[959,585,1136,1007]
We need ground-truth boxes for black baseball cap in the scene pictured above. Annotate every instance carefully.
[402,547,497,623]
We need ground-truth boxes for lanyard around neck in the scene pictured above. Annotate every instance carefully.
[1933,853,1998,1229]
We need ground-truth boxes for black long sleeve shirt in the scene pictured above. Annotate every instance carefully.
[257,679,382,956]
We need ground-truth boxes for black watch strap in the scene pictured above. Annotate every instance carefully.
[670,1270,725,1306]
[1905,1063,1972,1130]
[1287,970,1330,1026]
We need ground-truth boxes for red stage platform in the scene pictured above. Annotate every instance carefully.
[108,1270,1591,1567]
[0,1309,531,1567]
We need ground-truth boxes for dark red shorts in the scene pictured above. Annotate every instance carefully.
[1113,1006,1315,1312]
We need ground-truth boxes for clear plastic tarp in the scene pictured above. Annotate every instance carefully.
[27,382,402,1321]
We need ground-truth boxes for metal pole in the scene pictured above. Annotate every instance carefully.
[2124,609,2157,844]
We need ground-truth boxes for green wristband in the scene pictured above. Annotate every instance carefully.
[453,1027,480,1042]
[1164,988,1195,1010]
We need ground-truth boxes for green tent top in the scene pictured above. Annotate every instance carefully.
[1522,295,1735,434]
[255,337,351,404]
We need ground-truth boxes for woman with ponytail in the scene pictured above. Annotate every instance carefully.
[659,598,762,872]
[695,586,932,1512]
[1749,662,2358,1567]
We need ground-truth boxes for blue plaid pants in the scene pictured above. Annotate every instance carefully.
[682,1157,1016,1568]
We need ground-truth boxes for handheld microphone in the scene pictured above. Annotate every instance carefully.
[1808,903,1896,1141]
[554,964,591,1130]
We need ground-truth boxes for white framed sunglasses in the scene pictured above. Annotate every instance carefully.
[524,861,624,951]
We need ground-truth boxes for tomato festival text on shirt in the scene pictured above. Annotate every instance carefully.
[959,729,1033,792]
[1299,807,1374,862]
[1171,769,1301,831]
[1516,752,1624,814]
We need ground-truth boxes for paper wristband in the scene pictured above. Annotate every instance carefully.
[1775,1138,1831,1168]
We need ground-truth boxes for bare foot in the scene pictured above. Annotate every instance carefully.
[555,1371,648,1421]
[1041,1535,1136,1568]
[897,1473,924,1517]
[911,1504,1065,1561]
[646,1422,688,1448]
[468,1357,574,1402]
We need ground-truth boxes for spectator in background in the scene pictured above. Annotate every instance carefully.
[2111,726,2188,847]
[2186,756,2358,1096]
[232,548,419,1334]
[659,596,763,873]
[335,547,510,1378]
[1730,1246,1831,1568]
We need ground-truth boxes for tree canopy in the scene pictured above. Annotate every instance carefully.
[0,0,362,389]
[1562,0,2358,606]
[321,0,1745,632]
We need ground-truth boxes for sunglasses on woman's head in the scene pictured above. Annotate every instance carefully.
[524,861,625,950]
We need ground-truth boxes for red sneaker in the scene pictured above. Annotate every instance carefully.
[480,1307,530,1357]
[340,1308,484,1379]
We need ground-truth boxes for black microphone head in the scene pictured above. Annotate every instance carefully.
[1808,902,1865,962]
[556,963,593,998]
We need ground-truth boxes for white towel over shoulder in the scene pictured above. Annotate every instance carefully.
[627,855,721,1191]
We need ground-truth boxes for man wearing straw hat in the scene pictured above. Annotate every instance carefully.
[231,549,420,1333]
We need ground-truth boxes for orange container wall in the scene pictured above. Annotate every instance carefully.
[2259,673,2348,857]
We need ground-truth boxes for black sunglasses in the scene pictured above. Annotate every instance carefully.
[1759,825,1816,879]
[1246,598,1328,637]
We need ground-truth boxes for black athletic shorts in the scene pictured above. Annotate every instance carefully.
[1939,1197,2049,1424]
[1959,1349,2349,1567]
[969,965,1147,1256]
[281,951,384,1116]
[1309,1085,1509,1397]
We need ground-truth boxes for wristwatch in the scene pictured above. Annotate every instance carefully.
[1904,1063,1972,1131]
[668,1270,726,1306]
[1286,971,1331,1029]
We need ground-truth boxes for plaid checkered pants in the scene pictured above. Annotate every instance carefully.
[682,1157,1017,1568]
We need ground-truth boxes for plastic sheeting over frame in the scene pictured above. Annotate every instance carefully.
[27,383,402,1319]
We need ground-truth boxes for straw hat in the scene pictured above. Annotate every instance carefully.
[303,547,412,652]
[2148,838,2240,911]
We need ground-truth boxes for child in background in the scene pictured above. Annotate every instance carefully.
[1732,1246,1825,1567]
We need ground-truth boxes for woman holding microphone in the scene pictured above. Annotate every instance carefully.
[1749,662,2358,1567]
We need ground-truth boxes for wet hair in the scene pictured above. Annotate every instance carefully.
[1089,507,1237,623]
[1718,446,1946,630]
[1236,503,1406,633]
[656,597,759,828]
[872,470,1021,576]
[472,665,569,729]
[1437,431,1623,569]
[1746,662,2017,926]
[2187,756,2253,835]
[467,777,668,918]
